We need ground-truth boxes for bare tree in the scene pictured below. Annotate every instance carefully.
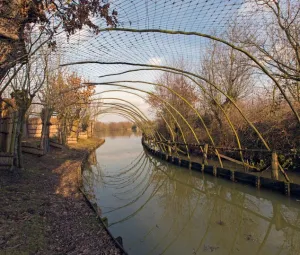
[230,0,300,103]
[0,0,118,81]
[8,55,46,169]
[148,61,199,142]
[200,40,254,129]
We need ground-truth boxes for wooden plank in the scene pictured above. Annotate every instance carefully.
[173,157,180,165]
[234,171,257,186]
[290,183,300,197]
[180,159,189,168]
[217,167,231,180]
[204,165,214,175]
[50,141,64,149]
[219,153,259,171]
[22,146,45,156]
[260,177,285,192]
[191,162,202,171]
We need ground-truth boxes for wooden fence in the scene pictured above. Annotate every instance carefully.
[142,138,300,198]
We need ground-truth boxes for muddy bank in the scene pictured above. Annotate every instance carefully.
[0,138,124,255]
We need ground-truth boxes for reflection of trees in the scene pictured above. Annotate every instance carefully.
[144,155,300,254]
[93,129,141,139]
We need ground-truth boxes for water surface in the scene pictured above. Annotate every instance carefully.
[83,135,300,255]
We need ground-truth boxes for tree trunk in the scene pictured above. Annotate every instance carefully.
[40,107,53,153]
[12,108,26,169]
[10,90,32,170]
[59,117,68,145]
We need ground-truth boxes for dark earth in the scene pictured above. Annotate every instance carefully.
[0,139,123,255]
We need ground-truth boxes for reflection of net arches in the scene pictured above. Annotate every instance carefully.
[94,150,300,254]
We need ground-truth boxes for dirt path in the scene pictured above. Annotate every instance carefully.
[0,139,123,255]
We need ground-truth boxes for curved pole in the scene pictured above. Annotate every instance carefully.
[93,90,175,143]
[89,84,202,159]
[98,98,185,155]
[100,103,156,139]
[101,97,149,122]
[99,108,149,136]
[97,68,245,163]
[99,98,156,138]
[89,82,223,166]
[100,104,166,152]
[93,89,192,158]
[94,27,300,124]
[88,83,200,144]
[101,107,166,154]
[105,80,224,166]
[93,93,176,146]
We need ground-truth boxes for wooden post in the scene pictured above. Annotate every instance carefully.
[201,164,205,172]
[284,182,290,196]
[167,140,171,156]
[256,176,261,189]
[115,236,123,247]
[271,151,279,180]
[230,170,235,182]
[102,217,108,227]
[203,144,208,165]
[213,166,217,177]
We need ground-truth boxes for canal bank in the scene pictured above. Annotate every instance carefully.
[142,138,300,199]
[0,138,124,254]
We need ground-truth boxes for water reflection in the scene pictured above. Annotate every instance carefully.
[83,136,300,255]
[94,129,141,139]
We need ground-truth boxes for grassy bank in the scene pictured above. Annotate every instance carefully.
[0,138,123,255]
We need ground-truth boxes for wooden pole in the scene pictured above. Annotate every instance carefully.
[167,140,171,156]
[203,143,208,165]
[271,151,279,180]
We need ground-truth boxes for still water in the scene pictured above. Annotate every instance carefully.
[83,135,300,255]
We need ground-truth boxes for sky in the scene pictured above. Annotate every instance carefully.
[56,0,260,122]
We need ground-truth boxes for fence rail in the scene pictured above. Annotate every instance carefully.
[142,138,300,199]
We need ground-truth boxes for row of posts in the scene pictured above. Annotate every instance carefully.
[143,136,280,181]
[143,137,290,196]
[165,140,279,181]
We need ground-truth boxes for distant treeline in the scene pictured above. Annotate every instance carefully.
[94,121,134,131]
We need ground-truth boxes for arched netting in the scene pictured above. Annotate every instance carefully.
[1,0,300,180]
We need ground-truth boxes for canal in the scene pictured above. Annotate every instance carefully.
[83,134,300,255]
